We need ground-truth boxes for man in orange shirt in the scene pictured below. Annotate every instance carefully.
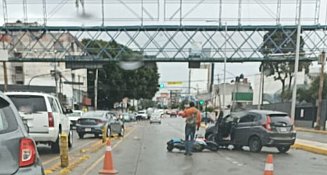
[180,101,201,156]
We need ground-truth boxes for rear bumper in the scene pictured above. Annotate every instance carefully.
[263,132,297,146]
[30,128,58,143]
[76,125,103,134]
[14,164,44,175]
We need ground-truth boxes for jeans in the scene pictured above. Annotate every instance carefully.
[185,124,196,154]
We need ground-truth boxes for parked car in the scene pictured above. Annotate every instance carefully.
[67,110,83,127]
[6,92,73,153]
[76,111,124,138]
[205,110,296,153]
[150,112,162,124]
[122,113,131,122]
[0,92,45,175]
[136,110,148,120]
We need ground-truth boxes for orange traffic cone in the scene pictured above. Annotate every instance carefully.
[263,154,274,175]
[99,139,118,175]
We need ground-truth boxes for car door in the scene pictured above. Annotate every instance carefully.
[233,113,257,145]
[54,98,70,133]
[8,95,49,134]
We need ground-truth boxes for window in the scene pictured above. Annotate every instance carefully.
[0,106,18,134]
[239,114,256,123]
[16,81,23,85]
[48,97,58,113]
[8,95,47,113]
[15,66,23,74]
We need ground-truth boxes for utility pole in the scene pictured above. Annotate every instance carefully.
[2,61,8,92]
[315,51,326,130]
[290,0,302,125]
[94,69,99,110]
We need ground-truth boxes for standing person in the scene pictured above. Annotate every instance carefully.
[180,101,201,156]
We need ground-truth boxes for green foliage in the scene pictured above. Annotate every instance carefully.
[128,106,136,112]
[297,74,327,104]
[259,30,311,102]
[83,39,160,109]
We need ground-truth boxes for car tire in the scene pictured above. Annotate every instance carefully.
[78,133,84,139]
[248,136,262,153]
[107,127,112,137]
[277,145,291,153]
[68,130,73,148]
[119,128,124,137]
[51,136,60,153]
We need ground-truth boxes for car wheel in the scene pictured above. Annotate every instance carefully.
[51,136,60,153]
[119,128,124,137]
[78,133,84,139]
[107,127,111,137]
[248,136,262,153]
[68,130,73,148]
[277,145,291,153]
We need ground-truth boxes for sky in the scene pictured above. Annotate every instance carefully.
[1,0,326,92]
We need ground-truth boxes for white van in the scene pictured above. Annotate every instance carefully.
[5,92,72,153]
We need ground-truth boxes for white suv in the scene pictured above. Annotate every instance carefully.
[5,92,72,153]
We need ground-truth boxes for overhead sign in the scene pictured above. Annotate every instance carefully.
[167,81,183,85]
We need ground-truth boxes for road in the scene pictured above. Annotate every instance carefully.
[39,117,327,175]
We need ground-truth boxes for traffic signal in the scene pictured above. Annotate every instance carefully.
[158,83,165,89]
[199,100,204,105]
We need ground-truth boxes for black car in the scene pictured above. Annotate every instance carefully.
[0,92,44,175]
[205,110,296,153]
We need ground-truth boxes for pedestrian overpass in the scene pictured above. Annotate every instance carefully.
[0,0,326,63]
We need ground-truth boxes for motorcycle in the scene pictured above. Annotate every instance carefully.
[166,137,218,152]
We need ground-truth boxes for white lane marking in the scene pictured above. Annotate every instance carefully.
[224,156,244,167]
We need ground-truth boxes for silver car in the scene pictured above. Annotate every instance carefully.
[0,92,44,175]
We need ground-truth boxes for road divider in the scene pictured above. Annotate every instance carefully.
[295,127,327,135]
[292,140,327,156]
[60,133,69,168]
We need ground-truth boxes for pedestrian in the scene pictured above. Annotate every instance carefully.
[180,101,201,156]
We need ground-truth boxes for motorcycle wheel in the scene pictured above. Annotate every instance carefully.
[167,144,174,152]
[206,141,219,152]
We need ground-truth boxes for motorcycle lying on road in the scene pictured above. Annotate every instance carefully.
[166,137,218,152]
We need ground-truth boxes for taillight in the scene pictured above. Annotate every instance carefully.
[48,112,54,128]
[19,138,36,167]
[264,115,272,131]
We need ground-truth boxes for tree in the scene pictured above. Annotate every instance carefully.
[259,29,310,101]
[82,39,160,109]
[298,74,327,104]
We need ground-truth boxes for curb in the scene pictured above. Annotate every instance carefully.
[292,143,327,156]
[295,127,327,135]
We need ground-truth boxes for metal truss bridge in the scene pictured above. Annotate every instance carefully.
[0,0,326,63]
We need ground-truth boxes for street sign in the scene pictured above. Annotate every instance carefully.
[167,81,183,85]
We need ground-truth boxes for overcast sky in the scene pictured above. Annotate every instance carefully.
[1,0,326,88]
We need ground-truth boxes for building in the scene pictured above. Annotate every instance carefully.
[212,78,253,109]
[0,21,88,109]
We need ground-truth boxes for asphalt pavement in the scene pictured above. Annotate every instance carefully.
[70,117,327,175]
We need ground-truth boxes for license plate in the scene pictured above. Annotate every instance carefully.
[280,127,287,132]
[85,128,91,132]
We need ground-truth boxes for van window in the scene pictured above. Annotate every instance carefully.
[239,115,256,123]
[8,95,47,113]
[0,106,18,134]
[48,97,59,113]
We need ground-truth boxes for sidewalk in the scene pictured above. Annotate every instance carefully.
[293,127,327,156]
